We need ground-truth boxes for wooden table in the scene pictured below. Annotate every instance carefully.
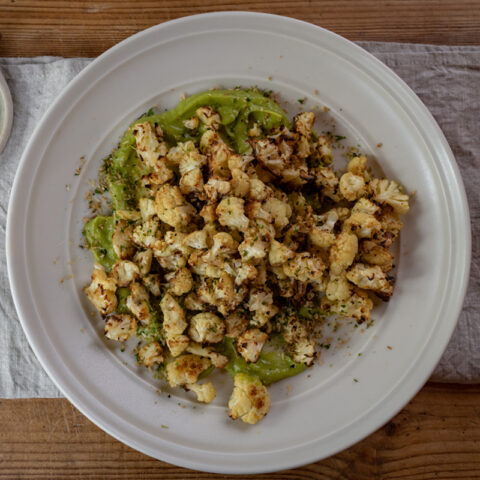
[1,1,479,478]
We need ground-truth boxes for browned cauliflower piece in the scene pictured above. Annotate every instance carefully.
[133,249,153,275]
[104,314,136,341]
[85,264,117,315]
[160,292,187,335]
[359,240,394,272]
[329,231,358,275]
[138,341,164,367]
[153,231,192,271]
[204,176,232,202]
[371,178,409,215]
[196,106,221,130]
[216,196,249,230]
[186,343,229,369]
[325,272,353,302]
[262,197,292,231]
[248,287,279,327]
[132,218,159,249]
[141,273,162,296]
[236,328,268,363]
[126,282,151,325]
[112,220,135,260]
[294,112,315,138]
[188,312,225,343]
[166,354,211,387]
[165,267,194,296]
[321,289,374,323]
[347,155,369,180]
[314,166,340,201]
[231,168,250,197]
[283,252,326,283]
[339,172,366,201]
[186,382,216,403]
[155,185,196,230]
[228,373,271,424]
[282,316,315,366]
[225,311,249,338]
[111,260,140,287]
[269,239,295,266]
[346,263,394,300]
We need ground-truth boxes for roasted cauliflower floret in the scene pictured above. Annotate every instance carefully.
[186,343,229,369]
[321,288,374,323]
[339,172,366,201]
[262,197,292,231]
[282,316,315,366]
[180,168,204,196]
[376,206,404,247]
[347,155,369,180]
[216,196,249,230]
[165,267,193,296]
[315,166,340,201]
[359,240,394,272]
[112,220,135,259]
[166,354,211,387]
[248,287,279,327]
[132,218,159,249]
[269,239,295,266]
[104,314,136,341]
[283,252,326,283]
[141,273,162,296]
[249,177,270,201]
[133,249,153,275]
[294,112,315,138]
[196,106,221,129]
[160,292,187,335]
[231,168,250,197]
[138,197,156,222]
[138,341,164,367]
[189,312,225,343]
[154,231,192,271]
[204,177,232,202]
[206,136,232,178]
[228,373,271,424]
[225,312,249,338]
[155,185,196,230]
[85,264,117,315]
[126,282,151,325]
[111,260,140,287]
[308,209,343,249]
[166,334,190,357]
[371,178,410,215]
[326,273,352,302]
[236,328,268,363]
[186,382,217,403]
[133,121,169,169]
[183,116,199,130]
[329,231,358,275]
[346,263,394,300]
[212,272,246,316]
[183,229,210,250]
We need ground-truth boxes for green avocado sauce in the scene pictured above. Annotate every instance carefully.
[84,89,307,386]
[106,88,290,210]
[83,215,117,270]
[218,336,306,386]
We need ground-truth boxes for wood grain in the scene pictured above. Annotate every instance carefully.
[0,383,479,479]
[0,0,479,57]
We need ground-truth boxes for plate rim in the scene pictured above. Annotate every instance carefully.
[6,11,471,474]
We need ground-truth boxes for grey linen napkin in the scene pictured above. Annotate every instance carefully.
[0,42,478,397]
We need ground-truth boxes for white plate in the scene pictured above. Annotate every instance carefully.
[6,12,470,474]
